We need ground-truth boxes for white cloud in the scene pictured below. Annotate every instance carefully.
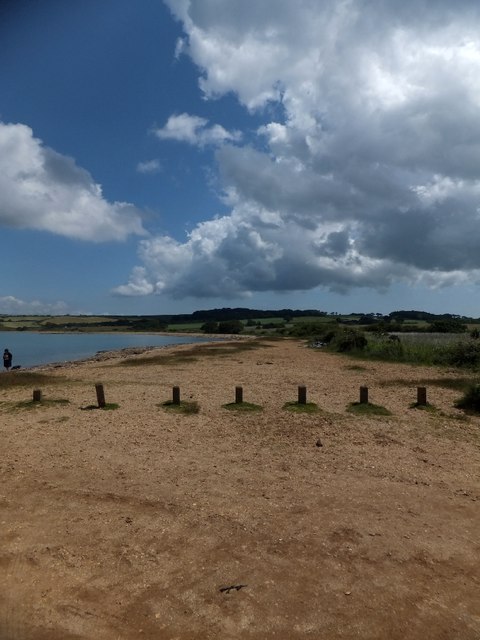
[0,122,146,242]
[153,113,241,146]
[118,1,480,298]
[136,159,162,174]
[0,295,69,315]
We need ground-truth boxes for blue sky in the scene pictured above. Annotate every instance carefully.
[1,0,480,316]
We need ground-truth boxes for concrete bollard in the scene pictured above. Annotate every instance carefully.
[95,383,106,408]
[235,386,243,404]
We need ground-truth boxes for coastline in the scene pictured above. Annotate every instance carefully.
[0,330,250,371]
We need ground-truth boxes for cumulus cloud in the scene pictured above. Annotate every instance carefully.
[118,0,480,297]
[0,295,69,315]
[136,159,162,174]
[153,113,241,146]
[0,122,146,242]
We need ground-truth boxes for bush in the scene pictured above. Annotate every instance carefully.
[455,383,480,413]
[427,319,467,333]
[217,319,244,334]
[289,321,335,338]
[440,341,480,368]
[201,321,219,333]
[331,328,368,352]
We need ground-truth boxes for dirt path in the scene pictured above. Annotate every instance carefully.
[1,339,479,639]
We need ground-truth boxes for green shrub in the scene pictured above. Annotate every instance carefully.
[217,320,244,334]
[201,321,219,333]
[427,319,467,333]
[440,341,480,368]
[331,328,367,352]
[455,384,480,413]
[289,321,336,338]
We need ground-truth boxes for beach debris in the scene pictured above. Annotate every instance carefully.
[219,584,247,594]
[316,439,323,447]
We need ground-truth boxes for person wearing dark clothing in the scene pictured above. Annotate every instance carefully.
[3,349,12,371]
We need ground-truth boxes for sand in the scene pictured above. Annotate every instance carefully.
[0,337,479,640]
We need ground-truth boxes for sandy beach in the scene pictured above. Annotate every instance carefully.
[1,337,479,640]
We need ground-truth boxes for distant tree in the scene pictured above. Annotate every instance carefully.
[428,319,467,333]
[217,320,244,334]
[289,321,334,338]
[201,321,219,333]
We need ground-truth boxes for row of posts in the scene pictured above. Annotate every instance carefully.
[31,384,429,407]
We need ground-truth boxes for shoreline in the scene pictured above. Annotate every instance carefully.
[15,333,254,372]
[0,329,253,372]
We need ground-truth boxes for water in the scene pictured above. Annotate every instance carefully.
[0,331,216,369]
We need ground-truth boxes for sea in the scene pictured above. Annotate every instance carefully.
[0,331,217,369]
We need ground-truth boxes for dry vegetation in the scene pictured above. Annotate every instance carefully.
[0,338,479,640]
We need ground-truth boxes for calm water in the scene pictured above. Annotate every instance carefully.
[0,332,215,369]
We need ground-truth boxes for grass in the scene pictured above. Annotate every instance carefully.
[222,401,263,412]
[349,333,480,369]
[81,403,120,411]
[118,340,266,366]
[409,402,437,412]
[283,401,320,413]
[0,398,70,412]
[166,322,204,331]
[347,402,392,416]
[120,354,197,366]
[250,317,286,325]
[379,377,476,391]
[0,371,65,389]
[160,400,200,414]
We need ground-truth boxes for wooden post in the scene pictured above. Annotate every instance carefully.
[298,386,307,405]
[359,386,369,404]
[172,386,181,405]
[417,386,427,406]
[32,389,42,403]
[95,383,106,408]
[235,386,243,404]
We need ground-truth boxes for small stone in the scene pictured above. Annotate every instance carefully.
[316,439,323,447]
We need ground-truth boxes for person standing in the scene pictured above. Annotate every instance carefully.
[3,349,12,371]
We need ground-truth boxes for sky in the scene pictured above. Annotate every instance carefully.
[2,0,480,317]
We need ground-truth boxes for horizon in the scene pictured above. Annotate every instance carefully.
[2,1,480,317]
[0,306,477,320]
